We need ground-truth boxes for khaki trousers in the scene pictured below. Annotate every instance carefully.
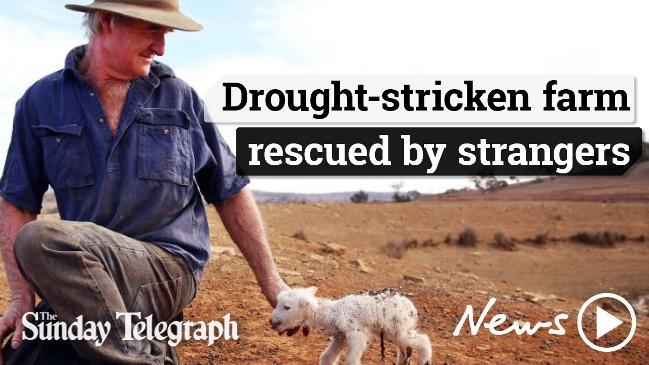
[10,220,196,364]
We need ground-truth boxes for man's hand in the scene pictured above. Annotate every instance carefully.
[0,297,34,353]
[215,188,290,308]
[265,277,290,309]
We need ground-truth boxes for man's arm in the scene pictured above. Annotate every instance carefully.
[0,197,36,354]
[215,188,288,308]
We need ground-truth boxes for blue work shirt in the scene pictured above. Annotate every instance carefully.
[0,45,249,281]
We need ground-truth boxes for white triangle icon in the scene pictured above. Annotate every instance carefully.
[596,307,624,339]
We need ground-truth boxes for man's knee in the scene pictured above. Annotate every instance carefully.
[14,220,73,273]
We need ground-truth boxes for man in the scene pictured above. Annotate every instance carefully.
[0,1,288,363]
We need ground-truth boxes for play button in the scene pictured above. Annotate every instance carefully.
[596,306,623,339]
[577,293,636,352]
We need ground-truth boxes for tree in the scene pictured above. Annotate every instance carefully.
[350,190,369,203]
[393,191,420,202]
[406,190,421,201]
[390,181,420,202]
[471,176,486,194]
[471,176,508,193]
[485,177,508,192]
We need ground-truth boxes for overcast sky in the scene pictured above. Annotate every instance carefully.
[0,0,646,194]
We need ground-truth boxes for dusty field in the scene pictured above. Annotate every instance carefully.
[1,199,649,364]
[178,200,649,364]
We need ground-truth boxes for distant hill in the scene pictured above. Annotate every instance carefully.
[40,189,396,209]
[429,161,649,203]
[251,190,395,203]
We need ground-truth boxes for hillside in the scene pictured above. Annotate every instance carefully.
[431,161,649,203]
[185,200,649,363]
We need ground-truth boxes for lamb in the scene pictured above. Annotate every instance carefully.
[269,287,432,365]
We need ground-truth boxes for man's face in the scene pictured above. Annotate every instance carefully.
[100,15,172,79]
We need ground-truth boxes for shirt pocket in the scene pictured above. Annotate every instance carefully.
[136,108,192,186]
[31,123,95,190]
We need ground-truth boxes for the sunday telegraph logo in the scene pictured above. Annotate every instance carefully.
[21,312,239,347]
[453,293,636,353]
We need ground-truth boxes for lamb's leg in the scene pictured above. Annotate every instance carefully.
[398,331,432,365]
[344,332,370,365]
[395,346,412,365]
[320,334,346,365]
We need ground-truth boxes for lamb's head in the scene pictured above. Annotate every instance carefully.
[269,287,318,336]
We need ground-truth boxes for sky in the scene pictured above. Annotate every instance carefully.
[0,0,646,194]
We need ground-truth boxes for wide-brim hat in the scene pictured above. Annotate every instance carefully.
[65,0,203,32]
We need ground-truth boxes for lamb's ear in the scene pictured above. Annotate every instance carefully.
[297,287,318,309]
[307,286,318,296]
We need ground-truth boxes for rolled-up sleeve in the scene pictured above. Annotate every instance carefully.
[192,97,249,205]
[0,96,48,213]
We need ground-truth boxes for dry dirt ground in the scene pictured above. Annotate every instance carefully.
[1,200,648,364]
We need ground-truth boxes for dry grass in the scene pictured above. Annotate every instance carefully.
[382,240,407,259]
[458,227,478,247]
[381,238,438,259]
[532,232,550,246]
[570,230,626,247]
[492,232,517,251]
[291,229,309,242]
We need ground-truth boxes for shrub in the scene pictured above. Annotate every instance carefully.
[472,176,509,193]
[458,228,478,247]
[291,229,309,242]
[486,178,508,192]
[392,190,421,203]
[382,240,407,259]
[350,190,369,203]
[532,232,550,245]
[570,230,626,247]
[492,232,517,251]
[392,192,410,203]
[421,239,437,247]
[381,238,439,258]
[403,238,419,249]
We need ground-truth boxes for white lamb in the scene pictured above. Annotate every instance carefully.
[269,287,432,365]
